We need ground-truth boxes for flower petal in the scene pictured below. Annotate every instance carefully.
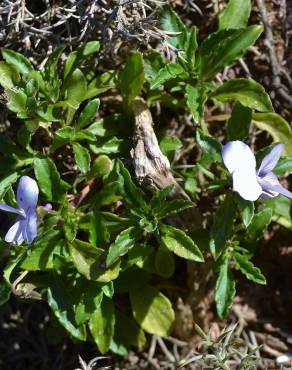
[17,176,39,212]
[0,203,25,217]
[257,144,284,177]
[258,171,292,199]
[25,208,38,244]
[222,141,256,174]
[232,167,262,201]
[5,218,26,245]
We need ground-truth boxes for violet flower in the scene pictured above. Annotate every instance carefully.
[0,176,38,245]
[222,141,292,201]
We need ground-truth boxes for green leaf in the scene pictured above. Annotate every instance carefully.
[72,142,91,174]
[227,102,252,140]
[6,88,27,117]
[130,285,174,336]
[21,230,62,270]
[75,285,103,325]
[210,195,236,258]
[34,156,64,201]
[119,52,144,105]
[76,98,100,130]
[160,6,187,51]
[186,83,208,123]
[43,46,65,80]
[211,78,273,112]
[87,155,112,179]
[252,112,292,155]
[127,243,156,273]
[114,311,146,349]
[155,246,175,278]
[2,49,33,74]
[114,160,148,210]
[198,26,263,80]
[89,297,115,354]
[218,0,251,30]
[106,227,143,267]
[69,240,120,283]
[215,255,236,318]
[0,62,19,88]
[160,225,204,262]
[150,63,186,90]
[154,199,193,219]
[47,274,86,341]
[0,172,18,199]
[185,26,198,69]
[65,68,87,105]
[86,71,116,99]
[274,157,292,176]
[234,252,266,284]
[196,129,222,163]
[159,134,182,157]
[262,195,292,229]
[144,50,164,80]
[64,41,100,79]
[149,185,174,209]
[246,208,272,242]
[234,195,254,228]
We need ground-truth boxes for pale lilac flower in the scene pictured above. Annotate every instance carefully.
[0,176,39,245]
[222,141,292,201]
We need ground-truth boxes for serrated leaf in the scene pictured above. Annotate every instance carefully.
[34,156,64,201]
[72,142,91,174]
[211,78,273,112]
[215,256,236,318]
[160,6,187,51]
[186,83,208,123]
[130,285,174,336]
[106,227,143,267]
[47,274,86,341]
[150,63,186,90]
[6,88,27,116]
[198,26,263,80]
[89,297,115,354]
[114,160,148,210]
[160,224,204,262]
[149,185,174,210]
[252,112,292,156]
[0,172,18,199]
[218,0,251,30]
[154,199,193,219]
[196,129,222,163]
[246,208,272,242]
[234,252,266,284]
